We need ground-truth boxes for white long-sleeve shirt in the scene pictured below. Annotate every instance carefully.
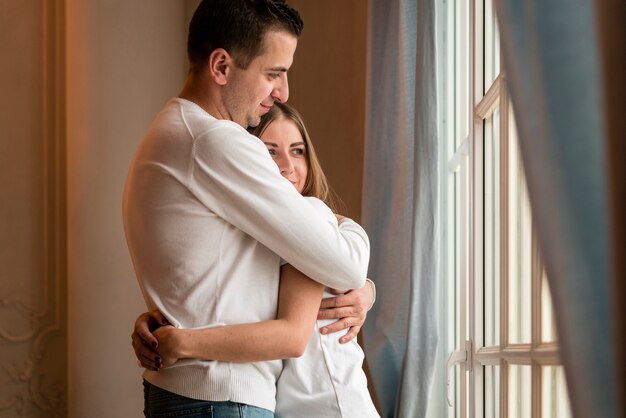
[276,198,379,418]
[123,98,370,412]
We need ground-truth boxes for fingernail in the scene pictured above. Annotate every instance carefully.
[320,328,327,334]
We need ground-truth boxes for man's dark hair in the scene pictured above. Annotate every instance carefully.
[187,0,303,73]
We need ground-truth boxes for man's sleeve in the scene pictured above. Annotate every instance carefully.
[189,126,369,290]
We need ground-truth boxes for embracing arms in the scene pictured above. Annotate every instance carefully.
[191,128,369,290]
[133,272,376,370]
[153,264,323,366]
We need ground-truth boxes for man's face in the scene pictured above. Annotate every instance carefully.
[224,31,297,128]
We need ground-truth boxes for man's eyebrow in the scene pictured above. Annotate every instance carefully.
[266,67,288,72]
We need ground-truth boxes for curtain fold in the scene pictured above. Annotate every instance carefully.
[594,1,626,416]
[361,0,439,416]
[494,1,618,417]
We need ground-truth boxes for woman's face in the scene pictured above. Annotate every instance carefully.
[260,117,308,194]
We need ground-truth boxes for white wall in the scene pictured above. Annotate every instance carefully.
[66,1,190,416]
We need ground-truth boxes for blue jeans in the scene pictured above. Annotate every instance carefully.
[143,380,274,418]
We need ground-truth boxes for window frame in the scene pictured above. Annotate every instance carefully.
[441,0,567,416]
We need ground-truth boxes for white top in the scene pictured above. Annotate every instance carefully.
[123,98,370,412]
[276,199,379,418]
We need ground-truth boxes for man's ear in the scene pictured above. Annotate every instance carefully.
[207,48,232,86]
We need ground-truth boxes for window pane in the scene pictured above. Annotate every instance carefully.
[508,365,531,418]
[508,112,532,344]
[484,108,500,347]
[484,365,500,418]
[542,367,572,418]
[484,0,500,87]
[541,269,557,342]
[455,0,470,148]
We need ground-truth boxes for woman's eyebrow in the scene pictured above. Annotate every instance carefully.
[263,142,278,147]
[290,142,305,147]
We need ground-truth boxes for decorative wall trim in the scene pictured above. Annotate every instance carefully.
[0,0,67,416]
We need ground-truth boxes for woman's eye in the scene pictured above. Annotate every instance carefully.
[292,148,305,156]
[267,148,277,157]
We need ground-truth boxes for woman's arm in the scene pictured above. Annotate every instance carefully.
[132,277,376,369]
[153,264,325,367]
[131,272,376,368]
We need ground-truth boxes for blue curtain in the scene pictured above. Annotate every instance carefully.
[595,0,626,414]
[494,1,618,417]
[361,0,439,416]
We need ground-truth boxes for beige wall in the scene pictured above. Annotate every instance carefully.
[66,1,191,416]
[0,1,367,416]
[287,1,368,222]
[0,1,67,416]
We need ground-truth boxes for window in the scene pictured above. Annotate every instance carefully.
[438,0,572,416]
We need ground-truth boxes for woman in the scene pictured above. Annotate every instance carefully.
[134,102,379,417]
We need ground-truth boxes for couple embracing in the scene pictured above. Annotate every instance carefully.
[123,1,379,417]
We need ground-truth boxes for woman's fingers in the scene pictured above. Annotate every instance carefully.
[131,310,171,371]
[136,352,161,371]
[148,309,170,326]
[135,310,170,349]
[131,328,162,370]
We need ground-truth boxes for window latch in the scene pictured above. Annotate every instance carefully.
[445,339,473,407]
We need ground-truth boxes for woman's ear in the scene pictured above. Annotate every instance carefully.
[207,48,232,86]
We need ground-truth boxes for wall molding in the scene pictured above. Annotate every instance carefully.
[0,0,67,416]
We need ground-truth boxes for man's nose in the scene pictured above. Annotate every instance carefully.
[272,73,289,103]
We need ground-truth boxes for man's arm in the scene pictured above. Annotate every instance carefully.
[191,127,369,290]
[317,278,376,343]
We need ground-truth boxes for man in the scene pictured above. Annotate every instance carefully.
[124,1,373,416]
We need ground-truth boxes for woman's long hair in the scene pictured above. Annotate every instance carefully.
[250,102,343,214]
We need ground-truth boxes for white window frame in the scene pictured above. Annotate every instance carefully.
[440,0,569,417]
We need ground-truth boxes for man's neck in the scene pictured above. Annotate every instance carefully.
[178,74,225,122]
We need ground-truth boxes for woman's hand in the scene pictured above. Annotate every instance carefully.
[316,280,375,344]
[131,310,170,371]
[153,325,184,368]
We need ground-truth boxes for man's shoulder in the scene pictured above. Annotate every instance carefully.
[145,98,266,162]
[162,98,246,139]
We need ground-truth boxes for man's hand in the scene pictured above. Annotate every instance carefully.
[131,310,170,371]
[317,280,375,344]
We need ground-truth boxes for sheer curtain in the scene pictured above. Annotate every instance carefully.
[361,0,439,416]
[494,0,618,417]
